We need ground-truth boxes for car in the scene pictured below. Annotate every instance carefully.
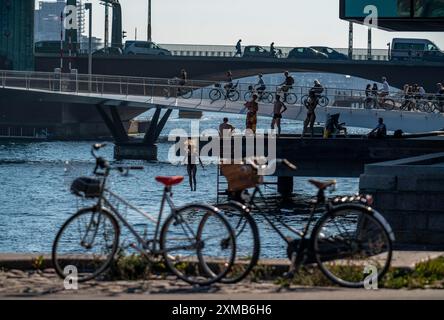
[287,47,328,59]
[123,41,171,56]
[243,45,273,58]
[310,46,349,60]
[92,47,123,56]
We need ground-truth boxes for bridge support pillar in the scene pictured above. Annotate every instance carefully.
[277,176,293,198]
[113,106,172,161]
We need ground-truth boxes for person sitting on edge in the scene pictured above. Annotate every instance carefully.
[219,117,235,137]
[368,117,387,139]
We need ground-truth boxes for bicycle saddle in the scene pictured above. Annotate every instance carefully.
[308,179,336,190]
[155,176,184,186]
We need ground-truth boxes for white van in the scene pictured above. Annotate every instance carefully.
[390,38,444,62]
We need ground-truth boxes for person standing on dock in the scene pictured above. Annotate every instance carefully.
[184,138,204,191]
[271,95,287,135]
[302,80,323,138]
[244,94,259,134]
[235,39,242,57]
[219,117,235,137]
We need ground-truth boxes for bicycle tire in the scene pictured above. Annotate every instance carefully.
[228,90,240,102]
[160,204,236,286]
[244,91,253,102]
[217,202,260,284]
[311,205,393,288]
[286,93,298,105]
[209,89,221,101]
[52,207,120,283]
[180,87,193,99]
[265,92,274,104]
[319,96,329,107]
[383,99,396,111]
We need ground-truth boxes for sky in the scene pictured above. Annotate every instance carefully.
[43,0,444,49]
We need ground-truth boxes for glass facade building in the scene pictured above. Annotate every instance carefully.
[0,0,35,70]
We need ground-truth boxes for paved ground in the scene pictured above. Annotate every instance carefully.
[1,269,443,300]
[1,251,443,300]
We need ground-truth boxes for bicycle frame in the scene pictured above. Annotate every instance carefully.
[242,186,328,245]
[92,167,194,257]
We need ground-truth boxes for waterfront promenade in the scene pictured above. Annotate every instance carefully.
[1,251,443,299]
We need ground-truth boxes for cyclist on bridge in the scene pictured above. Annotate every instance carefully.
[255,74,266,98]
[279,71,295,103]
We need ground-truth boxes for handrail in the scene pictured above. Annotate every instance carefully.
[0,69,443,114]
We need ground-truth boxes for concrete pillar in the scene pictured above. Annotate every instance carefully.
[278,176,293,198]
[114,143,158,161]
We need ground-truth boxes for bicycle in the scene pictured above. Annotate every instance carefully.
[244,85,274,103]
[365,95,396,110]
[209,82,240,102]
[163,78,193,99]
[216,158,394,287]
[302,94,329,107]
[276,86,297,104]
[52,144,236,286]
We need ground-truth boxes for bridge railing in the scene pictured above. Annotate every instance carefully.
[1,69,442,113]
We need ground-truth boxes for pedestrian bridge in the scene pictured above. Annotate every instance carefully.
[1,70,443,134]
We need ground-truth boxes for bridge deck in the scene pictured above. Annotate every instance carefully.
[2,85,443,134]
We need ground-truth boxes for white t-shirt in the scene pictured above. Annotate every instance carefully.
[382,81,390,93]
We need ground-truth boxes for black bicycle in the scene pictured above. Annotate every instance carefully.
[302,94,329,107]
[52,144,236,286]
[244,85,274,103]
[217,158,394,287]
[209,82,240,102]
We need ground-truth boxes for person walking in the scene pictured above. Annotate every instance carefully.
[244,94,259,134]
[271,95,287,135]
[235,39,242,57]
[184,138,204,191]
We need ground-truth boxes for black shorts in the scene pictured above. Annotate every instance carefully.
[273,113,282,119]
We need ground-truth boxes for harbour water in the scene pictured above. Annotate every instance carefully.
[0,111,368,258]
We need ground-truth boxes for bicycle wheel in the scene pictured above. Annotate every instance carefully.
[319,96,329,107]
[180,87,193,99]
[52,207,120,283]
[383,99,395,110]
[311,205,393,288]
[228,90,240,102]
[286,93,298,105]
[160,204,236,286]
[265,92,274,104]
[217,202,260,284]
[209,89,221,101]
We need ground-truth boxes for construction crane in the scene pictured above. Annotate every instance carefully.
[99,0,122,49]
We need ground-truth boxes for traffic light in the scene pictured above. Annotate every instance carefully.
[122,31,127,39]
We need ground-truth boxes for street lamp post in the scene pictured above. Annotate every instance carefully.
[147,0,152,41]
[85,3,93,91]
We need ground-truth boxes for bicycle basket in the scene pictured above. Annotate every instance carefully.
[221,164,263,192]
[70,177,101,198]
